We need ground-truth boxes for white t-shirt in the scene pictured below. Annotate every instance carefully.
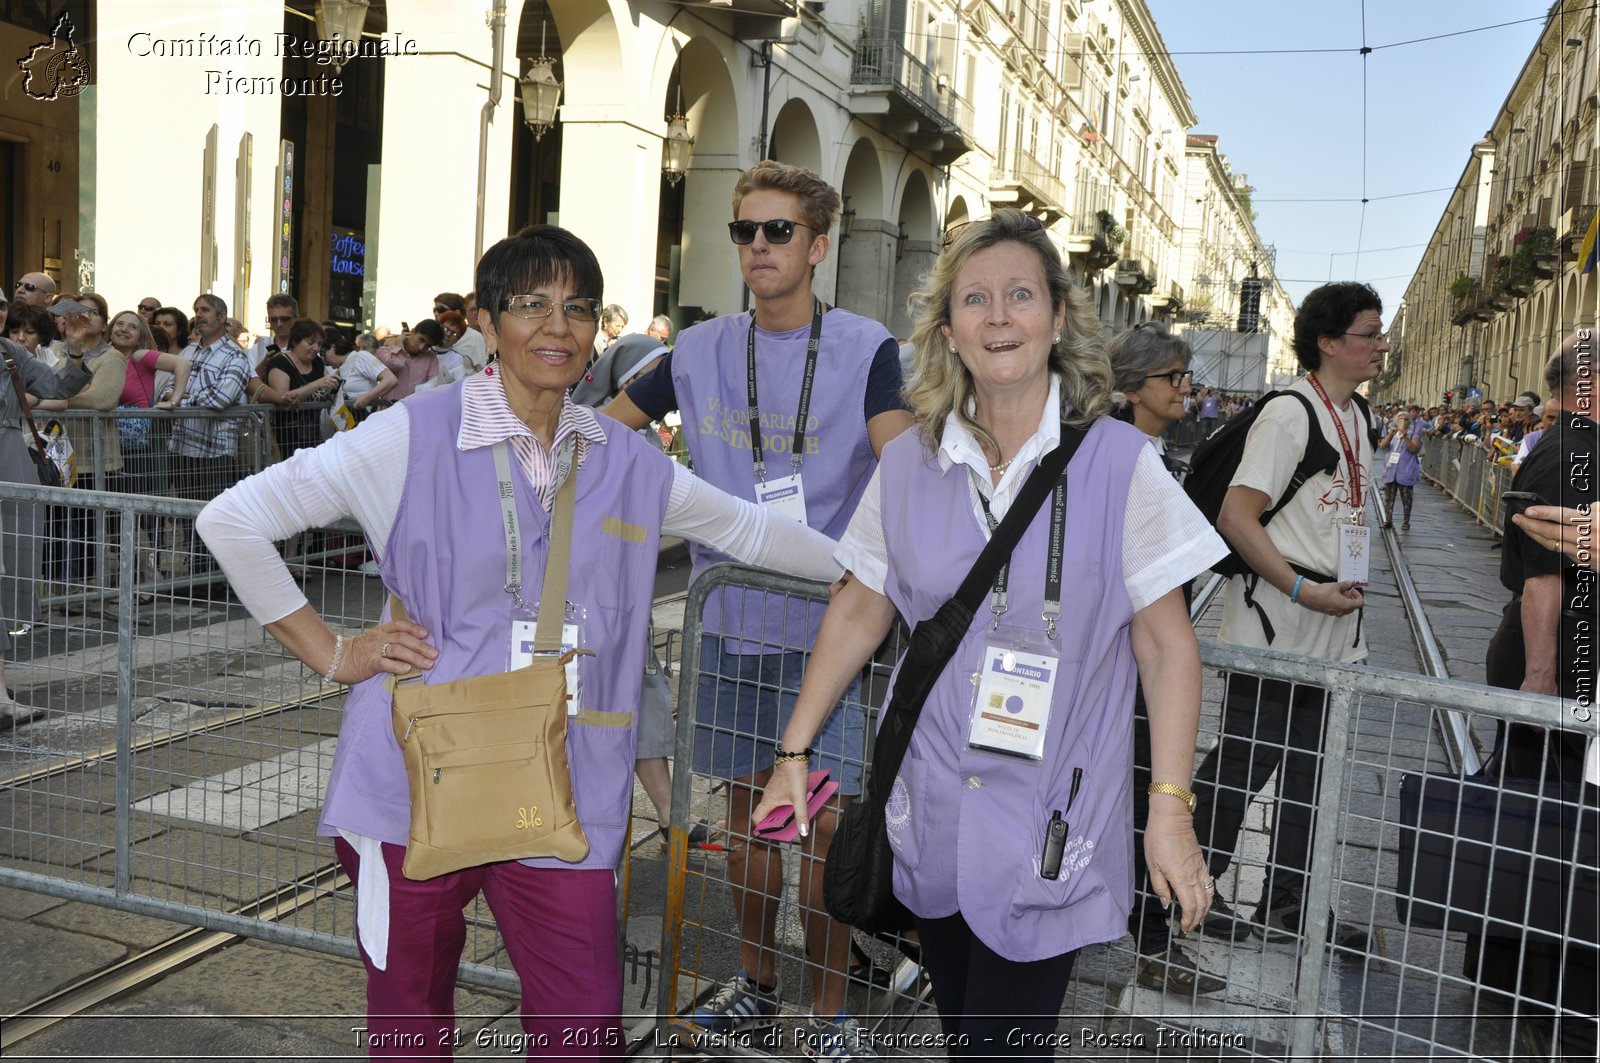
[836,376,1227,614]
[1217,376,1375,662]
[339,348,388,403]
[454,328,489,374]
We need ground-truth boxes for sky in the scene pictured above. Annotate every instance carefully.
[1144,0,1552,322]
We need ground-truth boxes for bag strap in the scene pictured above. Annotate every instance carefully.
[865,423,1090,798]
[388,445,581,683]
[3,351,52,455]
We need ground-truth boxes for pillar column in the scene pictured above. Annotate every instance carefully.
[554,116,662,323]
[835,217,896,328]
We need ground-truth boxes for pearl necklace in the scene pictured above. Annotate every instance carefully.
[989,456,1013,474]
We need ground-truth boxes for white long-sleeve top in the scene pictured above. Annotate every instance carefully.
[199,402,845,627]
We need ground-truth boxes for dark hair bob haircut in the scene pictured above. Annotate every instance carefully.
[474,224,603,331]
[287,317,325,350]
[1292,281,1382,372]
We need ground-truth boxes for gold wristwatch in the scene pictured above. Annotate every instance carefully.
[1148,782,1197,814]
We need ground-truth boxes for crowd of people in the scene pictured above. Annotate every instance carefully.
[1,158,1593,1059]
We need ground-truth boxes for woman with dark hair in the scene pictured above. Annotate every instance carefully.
[753,211,1224,1048]
[197,224,845,1054]
[263,318,337,456]
[5,304,59,359]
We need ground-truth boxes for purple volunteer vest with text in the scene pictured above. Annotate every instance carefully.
[317,385,673,871]
[878,416,1144,962]
[671,309,889,652]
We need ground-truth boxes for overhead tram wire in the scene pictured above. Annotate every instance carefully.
[1354,0,1371,279]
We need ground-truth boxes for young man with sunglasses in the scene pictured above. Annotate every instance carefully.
[605,160,911,1058]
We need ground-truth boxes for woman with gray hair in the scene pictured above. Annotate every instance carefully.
[1109,322,1194,465]
[1108,322,1234,996]
[752,210,1226,1047]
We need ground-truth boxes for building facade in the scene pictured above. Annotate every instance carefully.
[4,0,1293,367]
[1379,4,1599,406]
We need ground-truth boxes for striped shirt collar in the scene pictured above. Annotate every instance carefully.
[458,369,605,451]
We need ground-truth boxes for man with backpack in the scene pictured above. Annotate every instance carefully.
[1181,281,1382,950]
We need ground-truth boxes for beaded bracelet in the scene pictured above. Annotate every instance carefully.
[323,634,346,684]
[773,745,813,764]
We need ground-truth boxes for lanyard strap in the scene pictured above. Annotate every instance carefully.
[1306,374,1364,509]
[746,299,824,482]
[491,438,577,651]
[972,470,1068,640]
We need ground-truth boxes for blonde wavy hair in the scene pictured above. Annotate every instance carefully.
[905,210,1114,454]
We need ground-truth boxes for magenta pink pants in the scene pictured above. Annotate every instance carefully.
[335,838,623,1060]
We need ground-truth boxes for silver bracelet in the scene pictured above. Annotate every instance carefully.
[323,634,346,684]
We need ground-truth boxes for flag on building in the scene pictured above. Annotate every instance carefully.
[1580,206,1600,274]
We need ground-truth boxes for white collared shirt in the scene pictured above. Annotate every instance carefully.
[836,375,1224,612]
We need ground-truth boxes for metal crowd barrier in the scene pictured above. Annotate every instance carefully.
[657,563,1596,1060]
[0,483,553,1002]
[1420,435,1515,533]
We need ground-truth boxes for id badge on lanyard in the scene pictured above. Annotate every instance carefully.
[747,301,822,515]
[755,472,808,524]
[511,602,588,715]
[966,473,1067,760]
[1337,522,1370,586]
[968,628,1059,760]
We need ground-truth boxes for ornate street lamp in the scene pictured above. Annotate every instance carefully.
[520,24,562,141]
[314,0,370,72]
[840,195,856,240]
[895,222,909,260]
[662,112,695,186]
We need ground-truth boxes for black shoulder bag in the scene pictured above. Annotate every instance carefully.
[4,355,64,488]
[823,424,1089,933]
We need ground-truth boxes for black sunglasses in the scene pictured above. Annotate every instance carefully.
[942,214,1045,247]
[728,219,818,246]
[432,305,449,314]
[14,280,42,293]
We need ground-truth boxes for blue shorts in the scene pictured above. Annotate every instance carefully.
[692,635,866,796]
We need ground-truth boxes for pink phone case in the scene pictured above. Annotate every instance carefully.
[753,769,837,843]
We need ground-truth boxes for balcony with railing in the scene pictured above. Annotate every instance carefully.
[988,140,1067,222]
[1065,175,1120,271]
[1115,239,1157,295]
[849,37,974,165]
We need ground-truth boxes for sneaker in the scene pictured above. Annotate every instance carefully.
[690,970,779,1033]
[1135,945,1227,995]
[1198,893,1254,941]
[807,1011,879,1061]
[1255,901,1371,952]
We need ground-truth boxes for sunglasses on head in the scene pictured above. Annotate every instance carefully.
[727,219,818,246]
[941,214,1046,247]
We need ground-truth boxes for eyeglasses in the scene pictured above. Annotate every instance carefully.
[137,303,160,313]
[1343,330,1389,343]
[268,315,293,325]
[1143,368,1194,388]
[14,281,42,293]
[942,214,1045,248]
[727,219,818,245]
[502,295,602,323]
[432,305,449,315]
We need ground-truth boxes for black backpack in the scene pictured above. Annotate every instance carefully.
[1183,388,1376,579]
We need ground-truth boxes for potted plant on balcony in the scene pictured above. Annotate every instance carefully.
[1487,256,1522,307]
[1514,224,1559,279]
[1095,208,1127,246]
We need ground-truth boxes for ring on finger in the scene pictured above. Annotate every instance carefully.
[1203,879,1215,892]
[380,642,391,660]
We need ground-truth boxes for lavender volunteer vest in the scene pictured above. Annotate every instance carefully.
[671,309,889,652]
[878,417,1144,962]
[317,386,673,871]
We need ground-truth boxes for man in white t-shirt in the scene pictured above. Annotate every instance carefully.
[1197,281,1383,948]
